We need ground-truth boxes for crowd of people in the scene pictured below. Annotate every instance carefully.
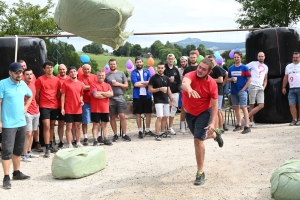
[1,51,299,189]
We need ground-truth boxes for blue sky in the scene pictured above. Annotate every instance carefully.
[8,0,300,52]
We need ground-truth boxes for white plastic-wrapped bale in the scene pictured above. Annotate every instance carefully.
[270,160,300,200]
[54,0,134,49]
[51,146,106,179]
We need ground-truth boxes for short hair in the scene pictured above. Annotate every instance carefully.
[135,56,143,62]
[43,61,54,68]
[97,70,105,74]
[167,53,175,59]
[234,51,243,58]
[293,52,300,55]
[157,61,165,66]
[109,58,117,64]
[23,68,32,74]
[189,50,197,56]
[200,58,214,71]
[68,66,77,73]
[207,55,216,59]
[18,59,25,63]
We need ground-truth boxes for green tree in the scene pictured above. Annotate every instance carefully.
[82,42,104,54]
[90,59,99,74]
[174,44,183,55]
[197,44,207,56]
[165,41,174,49]
[235,0,300,28]
[185,44,197,55]
[150,40,164,58]
[131,44,143,57]
[0,0,59,36]
[221,50,231,61]
[121,42,132,57]
[159,48,181,62]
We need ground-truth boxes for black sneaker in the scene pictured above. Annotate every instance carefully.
[241,126,251,134]
[43,149,50,158]
[104,139,113,146]
[289,120,297,126]
[160,132,171,138]
[34,143,43,152]
[58,141,64,148]
[223,124,228,131]
[214,129,224,148]
[72,140,76,146]
[83,138,89,146]
[155,135,161,141]
[138,131,143,139]
[233,125,243,131]
[12,171,30,180]
[50,146,58,153]
[145,130,155,137]
[93,141,98,146]
[112,134,119,142]
[3,176,11,189]
[97,136,104,144]
[194,172,205,186]
[123,135,131,142]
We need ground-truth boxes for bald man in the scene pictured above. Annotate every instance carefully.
[246,52,268,127]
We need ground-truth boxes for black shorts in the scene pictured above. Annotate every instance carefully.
[39,108,59,120]
[64,114,82,123]
[57,108,64,120]
[91,113,109,123]
[133,96,153,114]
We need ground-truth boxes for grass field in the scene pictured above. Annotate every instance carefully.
[78,53,161,72]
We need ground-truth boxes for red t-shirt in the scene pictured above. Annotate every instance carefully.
[61,79,84,114]
[35,75,61,109]
[182,71,218,116]
[57,76,70,108]
[25,82,39,115]
[22,74,36,84]
[78,74,97,104]
[90,81,112,113]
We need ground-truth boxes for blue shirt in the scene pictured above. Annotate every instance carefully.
[228,64,251,94]
[131,68,152,99]
[0,78,32,128]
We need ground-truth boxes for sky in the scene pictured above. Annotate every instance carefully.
[7,0,300,52]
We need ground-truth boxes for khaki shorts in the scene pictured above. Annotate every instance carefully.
[248,84,264,104]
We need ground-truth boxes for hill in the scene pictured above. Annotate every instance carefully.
[172,37,245,52]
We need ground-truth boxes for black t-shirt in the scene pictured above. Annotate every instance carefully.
[182,65,198,76]
[149,74,171,104]
[210,66,223,95]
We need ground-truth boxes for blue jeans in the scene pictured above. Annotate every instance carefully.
[185,108,211,141]
[288,88,300,105]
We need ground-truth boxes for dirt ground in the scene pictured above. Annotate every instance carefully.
[1,115,299,200]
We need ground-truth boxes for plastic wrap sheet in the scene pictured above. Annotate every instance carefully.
[0,37,47,80]
[254,77,292,123]
[246,27,300,78]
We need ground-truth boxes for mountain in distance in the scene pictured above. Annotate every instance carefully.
[172,37,245,52]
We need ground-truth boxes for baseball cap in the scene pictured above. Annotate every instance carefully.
[9,62,23,72]
[180,56,188,61]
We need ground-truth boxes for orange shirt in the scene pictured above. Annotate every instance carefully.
[57,76,70,108]
[90,81,112,113]
[25,82,39,115]
[78,74,97,104]
[182,71,218,116]
[61,79,84,114]
[35,75,60,109]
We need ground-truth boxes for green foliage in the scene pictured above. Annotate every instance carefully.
[159,48,181,62]
[82,42,105,55]
[131,44,143,57]
[150,40,164,58]
[0,0,59,36]
[185,44,197,55]
[235,0,300,28]
[221,50,231,61]
[90,59,99,74]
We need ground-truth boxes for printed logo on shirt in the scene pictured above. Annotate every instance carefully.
[232,71,242,76]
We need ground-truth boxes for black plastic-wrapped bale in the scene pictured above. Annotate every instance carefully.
[254,78,292,123]
[246,27,300,78]
[0,37,47,80]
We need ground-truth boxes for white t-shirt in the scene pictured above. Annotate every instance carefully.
[138,69,146,95]
[285,63,300,88]
[247,61,269,87]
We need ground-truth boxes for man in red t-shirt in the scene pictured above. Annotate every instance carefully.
[78,64,97,145]
[57,64,70,148]
[35,61,61,158]
[61,67,84,148]
[182,58,224,186]
[90,70,113,146]
[22,69,40,162]
[19,60,36,83]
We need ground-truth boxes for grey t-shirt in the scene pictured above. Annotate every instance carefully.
[105,71,127,100]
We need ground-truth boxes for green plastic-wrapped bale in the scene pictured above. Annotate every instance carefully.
[51,146,106,179]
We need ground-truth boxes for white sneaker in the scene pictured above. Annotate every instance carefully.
[180,121,186,133]
[168,128,176,135]
[21,155,32,162]
[28,151,39,158]
[67,144,73,148]
[250,122,255,127]
[76,143,83,148]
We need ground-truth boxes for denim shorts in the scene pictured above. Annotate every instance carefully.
[231,91,248,107]
[288,88,300,105]
[185,108,211,141]
[82,103,91,124]
[218,95,223,110]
